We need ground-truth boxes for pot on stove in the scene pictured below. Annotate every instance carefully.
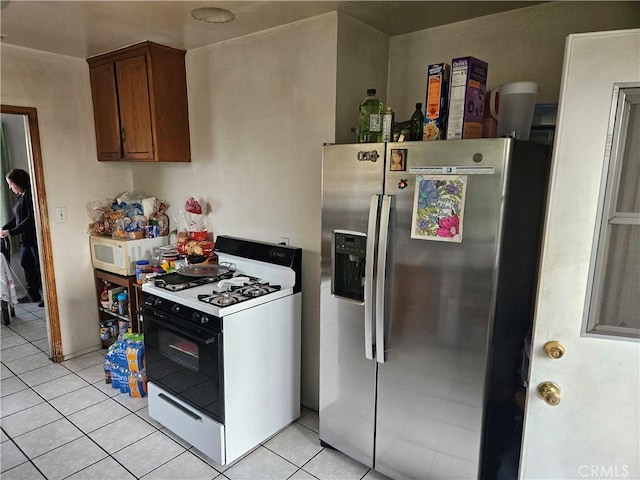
[187,254,208,264]
[178,263,233,277]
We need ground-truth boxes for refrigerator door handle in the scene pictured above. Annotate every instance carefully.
[364,194,379,361]
[375,194,392,364]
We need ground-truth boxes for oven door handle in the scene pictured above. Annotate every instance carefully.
[142,310,219,345]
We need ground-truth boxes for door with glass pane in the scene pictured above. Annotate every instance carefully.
[520,29,640,479]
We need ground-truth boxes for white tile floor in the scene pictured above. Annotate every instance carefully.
[1,302,390,480]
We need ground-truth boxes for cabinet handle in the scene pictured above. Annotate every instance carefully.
[121,127,126,143]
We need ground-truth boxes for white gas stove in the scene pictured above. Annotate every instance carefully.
[141,235,302,465]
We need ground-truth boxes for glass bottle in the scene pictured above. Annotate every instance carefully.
[382,106,395,142]
[358,89,384,143]
[410,102,424,141]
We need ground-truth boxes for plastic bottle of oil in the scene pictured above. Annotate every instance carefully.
[358,89,384,143]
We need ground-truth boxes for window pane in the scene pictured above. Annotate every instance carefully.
[587,85,640,338]
[597,224,640,331]
[616,101,640,213]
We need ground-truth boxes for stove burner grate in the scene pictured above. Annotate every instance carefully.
[198,292,248,307]
[154,271,236,292]
[233,283,281,297]
[197,282,282,307]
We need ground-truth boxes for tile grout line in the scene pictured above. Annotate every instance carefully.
[0,427,49,479]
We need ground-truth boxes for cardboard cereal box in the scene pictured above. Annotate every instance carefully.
[423,63,450,141]
[446,56,488,140]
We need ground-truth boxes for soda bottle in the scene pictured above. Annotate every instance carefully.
[358,89,384,143]
[410,103,424,141]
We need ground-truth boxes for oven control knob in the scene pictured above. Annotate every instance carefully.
[191,312,210,324]
[191,312,200,323]
[171,304,181,315]
[147,297,161,308]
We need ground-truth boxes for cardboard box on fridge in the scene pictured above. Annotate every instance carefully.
[446,56,488,140]
[423,63,450,141]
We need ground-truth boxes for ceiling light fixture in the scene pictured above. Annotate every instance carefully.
[191,7,235,24]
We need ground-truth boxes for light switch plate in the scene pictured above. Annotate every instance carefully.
[55,207,67,223]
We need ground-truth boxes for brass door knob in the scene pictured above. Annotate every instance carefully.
[538,381,561,406]
[543,340,565,359]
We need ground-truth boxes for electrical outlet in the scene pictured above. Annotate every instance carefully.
[55,207,67,223]
[280,237,289,246]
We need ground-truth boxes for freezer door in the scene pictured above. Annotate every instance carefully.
[319,143,384,467]
[374,139,511,479]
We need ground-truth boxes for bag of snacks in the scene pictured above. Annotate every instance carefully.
[175,197,210,241]
[149,199,170,237]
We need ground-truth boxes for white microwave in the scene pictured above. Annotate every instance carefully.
[89,235,168,276]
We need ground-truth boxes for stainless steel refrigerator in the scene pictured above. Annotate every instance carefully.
[319,139,551,479]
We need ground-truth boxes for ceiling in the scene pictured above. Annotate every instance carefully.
[0,1,543,59]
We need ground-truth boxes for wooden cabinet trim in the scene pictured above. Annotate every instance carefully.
[87,41,185,67]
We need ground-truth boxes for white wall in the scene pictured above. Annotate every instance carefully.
[132,13,338,408]
[387,1,640,122]
[0,45,134,357]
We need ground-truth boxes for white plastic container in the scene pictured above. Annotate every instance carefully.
[489,81,538,140]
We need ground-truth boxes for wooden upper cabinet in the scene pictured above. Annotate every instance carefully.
[115,55,154,160]
[87,42,191,162]
[89,63,122,161]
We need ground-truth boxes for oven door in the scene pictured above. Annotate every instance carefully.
[143,307,224,423]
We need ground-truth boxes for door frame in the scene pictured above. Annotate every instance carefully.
[1,104,63,362]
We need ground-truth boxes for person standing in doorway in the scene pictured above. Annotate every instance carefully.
[0,169,43,307]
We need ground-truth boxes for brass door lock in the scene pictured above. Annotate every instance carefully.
[537,381,561,406]
[543,340,565,359]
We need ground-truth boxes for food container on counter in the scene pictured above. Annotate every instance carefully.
[136,260,151,284]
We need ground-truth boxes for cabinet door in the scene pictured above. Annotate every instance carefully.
[89,63,122,161]
[115,55,154,160]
